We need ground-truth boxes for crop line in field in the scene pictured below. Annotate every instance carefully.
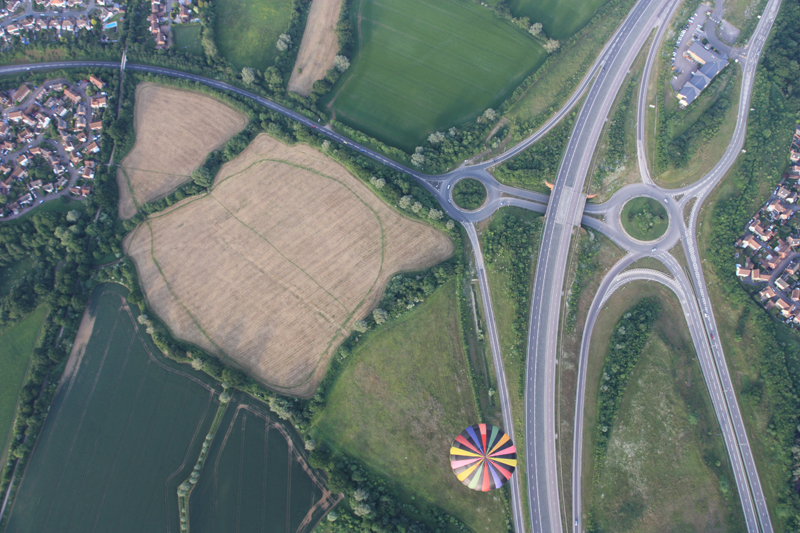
[142,222,228,361]
[38,303,125,529]
[109,345,174,532]
[365,33,495,96]
[369,0,539,62]
[67,326,139,532]
[365,20,496,80]
[208,193,351,313]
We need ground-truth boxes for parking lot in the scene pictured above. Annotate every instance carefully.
[669,5,712,91]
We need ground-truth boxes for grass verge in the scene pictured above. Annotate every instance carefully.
[310,277,507,533]
[582,282,747,531]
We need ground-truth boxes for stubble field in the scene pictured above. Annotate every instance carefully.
[117,83,248,219]
[125,134,453,397]
[287,0,344,96]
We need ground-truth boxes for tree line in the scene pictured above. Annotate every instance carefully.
[594,298,661,459]
[482,211,543,393]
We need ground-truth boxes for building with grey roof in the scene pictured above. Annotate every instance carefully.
[677,42,728,106]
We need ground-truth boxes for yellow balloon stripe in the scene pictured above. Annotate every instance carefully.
[488,433,510,455]
[457,459,483,482]
[450,447,481,457]
[490,457,517,467]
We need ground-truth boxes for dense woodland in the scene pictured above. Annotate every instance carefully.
[705,0,800,526]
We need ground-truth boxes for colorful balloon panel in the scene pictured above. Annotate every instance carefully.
[450,424,516,491]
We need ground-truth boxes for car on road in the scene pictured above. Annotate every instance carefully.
[447,184,451,190]
[651,247,657,252]
[664,197,669,202]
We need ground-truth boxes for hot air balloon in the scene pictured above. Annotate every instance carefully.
[449,423,516,491]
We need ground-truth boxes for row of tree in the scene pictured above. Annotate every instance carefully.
[593,298,661,458]
[482,211,543,393]
[565,231,601,332]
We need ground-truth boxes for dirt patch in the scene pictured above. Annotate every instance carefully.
[287,0,343,96]
[58,300,99,393]
[125,134,453,397]
[117,83,248,220]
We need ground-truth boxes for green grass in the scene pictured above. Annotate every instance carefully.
[190,392,328,533]
[2,196,75,226]
[452,178,487,210]
[0,257,34,297]
[582,284,746,532]
[172,23,203,56]
[0,306,48,463]
[620,197,669,241]
[654,67,742,188]
[310,278,506,533]
[510,0,610,40]
[6,284,324,532]
[324,0,547,151]
[506,0,635,138]
[213,0,293,71]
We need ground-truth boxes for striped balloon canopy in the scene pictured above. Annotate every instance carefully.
[449,424,516,491]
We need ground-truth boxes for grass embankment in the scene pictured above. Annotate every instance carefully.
[559,227,624,523]
[582,284,747,531]
[620,197,669,241]
[494,105,579,192]
[509,0,610,40]
[506,0,636,140]
[0,306,48,465]
[452,178,487,211]
[481,207,544,531]
[311,278,506,533]
[722,0,767,44]
[213,0,293,71]
[323,0,546,151]
[172,24,203,56]
[647,17,742,188]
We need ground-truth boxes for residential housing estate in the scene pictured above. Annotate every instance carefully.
[0,76,107,218]
[735,125,800,327]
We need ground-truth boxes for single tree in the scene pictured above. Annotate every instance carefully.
[241,67,256,85]
[333,55,350,72]
[529,22,543,36]
[373,308,388,325]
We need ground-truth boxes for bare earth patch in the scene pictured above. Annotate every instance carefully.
[117,83,248,219]
[125,134,453,397]
[287,0,343,96]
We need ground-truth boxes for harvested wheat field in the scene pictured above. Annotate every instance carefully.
[287,0,343,96]
[125,134,453,397]
[117,83,248,219]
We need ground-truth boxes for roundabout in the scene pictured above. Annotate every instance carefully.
[620,196,669,242]
[451,178,488,211]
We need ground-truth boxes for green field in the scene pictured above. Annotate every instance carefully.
[324,0,547,151]
[510,0,610,40]
[0,306,48,463]
[213,0,293,71]
[0,258,34,297]
[310,278,506,532]
[5,284,323,532]
[583,285,746,532]
[173,23,203,56]
[621,197,668,241]
[191,392,330,533]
